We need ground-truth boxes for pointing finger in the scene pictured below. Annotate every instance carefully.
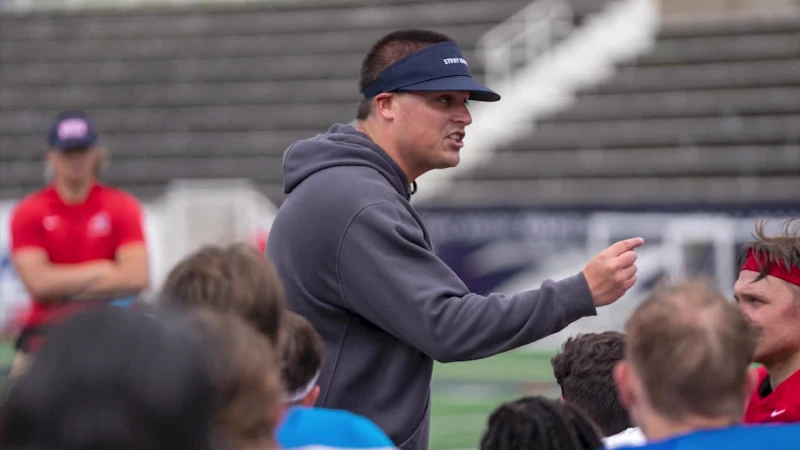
[603,237,645,257]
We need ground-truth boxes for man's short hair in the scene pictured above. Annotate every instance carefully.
[480,396,603,450]
[281,311,324,401]
[626,279,758,421]
[160,242,285,345]
[551,331,630,436]
[187,309,283,449]
[737,218,800,296]
[355,29,453,120]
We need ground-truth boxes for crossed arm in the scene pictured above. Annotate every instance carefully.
[12,244,150,303]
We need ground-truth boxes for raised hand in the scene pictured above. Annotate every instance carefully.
[583,237,645,307]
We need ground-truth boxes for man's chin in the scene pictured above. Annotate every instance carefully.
[752,348,781,367]
[438,151,461,168]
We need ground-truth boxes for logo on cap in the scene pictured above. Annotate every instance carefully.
[57,119,89,140]
[361,41,500,102]
[443,58,468,66]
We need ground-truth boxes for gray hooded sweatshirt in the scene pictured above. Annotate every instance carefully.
[267,124,596,449]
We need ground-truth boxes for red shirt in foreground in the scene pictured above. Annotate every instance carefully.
[744,366,800,424]
[10,183,146,328]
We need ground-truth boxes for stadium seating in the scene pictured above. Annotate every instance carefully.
[1,1,797,207]
[437,12,800,207]
[0,0,536,201]
[0,0,617,202]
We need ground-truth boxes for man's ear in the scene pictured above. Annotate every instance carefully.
[373,93,396,120]
[614,360,635,411]
[299,385,320,407]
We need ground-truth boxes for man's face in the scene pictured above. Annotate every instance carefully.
[734,270,800,365]
[392,90,472,178]
[47,146,98,184]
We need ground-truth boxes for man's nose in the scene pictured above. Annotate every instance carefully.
[454,103,472,126]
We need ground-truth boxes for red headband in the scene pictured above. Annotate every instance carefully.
[740,250,800,286]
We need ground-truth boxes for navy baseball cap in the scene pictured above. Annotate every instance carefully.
[47,111,98,150]
[362,41,501,102]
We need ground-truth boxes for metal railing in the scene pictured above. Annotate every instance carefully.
[477,0,575,89]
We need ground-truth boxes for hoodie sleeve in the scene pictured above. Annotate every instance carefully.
[337,202,596,363]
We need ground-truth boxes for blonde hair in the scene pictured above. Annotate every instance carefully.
[626,279,758,421]
[93,146,108,176]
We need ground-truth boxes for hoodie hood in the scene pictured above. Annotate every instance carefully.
[282,124,412,199]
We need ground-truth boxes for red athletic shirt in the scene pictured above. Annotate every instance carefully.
[744,366,800,424]
[10,183,146,328]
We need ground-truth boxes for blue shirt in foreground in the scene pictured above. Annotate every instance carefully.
[610,424,800,450]
[278,406,396,449]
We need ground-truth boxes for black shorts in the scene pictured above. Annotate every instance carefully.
[14,326,50,354]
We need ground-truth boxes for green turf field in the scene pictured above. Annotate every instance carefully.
[430,350,558,449]
[0,339,13,395]
[0,340,12,366]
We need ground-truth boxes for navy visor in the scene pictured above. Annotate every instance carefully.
[362,41,501,102]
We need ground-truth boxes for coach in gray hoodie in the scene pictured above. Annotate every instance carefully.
[267,29,643,450]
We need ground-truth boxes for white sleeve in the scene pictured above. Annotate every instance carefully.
[602,427,647,449]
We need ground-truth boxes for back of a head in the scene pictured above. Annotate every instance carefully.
[551,331,630,436]
[160,242,284,345]
[186,309,283,450]
[0,307,214,450]
[281,311,324,403]
[356,29,453,120]
[625,279,758,421]
[479,396,603,450]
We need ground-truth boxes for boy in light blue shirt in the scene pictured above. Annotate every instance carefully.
[277,311,394,449]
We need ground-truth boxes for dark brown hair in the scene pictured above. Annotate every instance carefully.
[280,311,324,399]
[626,279,758,421]
[160,242,284,346]
[355,29,453,120]
[551,331,630,436]
[187,309,282,450]
[737,218,800,283]
[0,307,215,450]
